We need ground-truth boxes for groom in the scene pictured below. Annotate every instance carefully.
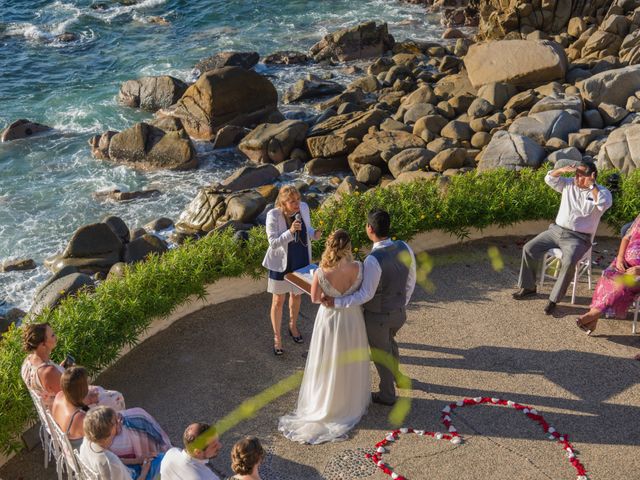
[324,209,416,406]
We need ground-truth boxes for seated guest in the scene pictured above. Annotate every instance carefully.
[161,423,222,480]
[21,322,125,410]
[513,162,612,315]
[230,436,264,480]
[577,214,640,334]
[51,366,169,476]
[80,406,153,480]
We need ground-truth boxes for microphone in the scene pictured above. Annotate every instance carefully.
[294,213,301,243]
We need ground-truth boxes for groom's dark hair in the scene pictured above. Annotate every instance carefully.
[368,209,390,238]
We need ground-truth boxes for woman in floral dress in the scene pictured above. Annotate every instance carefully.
[577,214,640,334]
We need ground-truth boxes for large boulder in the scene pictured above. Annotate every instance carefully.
[105,122,197,170]
[176,189,227,234]
[30,273,95,316]
[170,67,279,140]
[224,191,267,223]
[238,120,308,164]
[1,258,36,272]
[118,76,188,111]
[309,21,394,62]
[464,40,568,88]
[477,131,546,172]
[219,164,280,191]
[283,77,344,104]
[123,234,168,263]
[508,110,581,143]
[347,130,425,173]
[578,65,640,108]
[597,123,640,174]
[194,51,260,74]
[304,157,350,175]
[1,119,51,142]
[63,223,123,258]
[263,51,310,65]
[308,109,387,140]
[306,135,359,158]
[388,148,434,178]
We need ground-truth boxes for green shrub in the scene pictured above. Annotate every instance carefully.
[1,167,639,454]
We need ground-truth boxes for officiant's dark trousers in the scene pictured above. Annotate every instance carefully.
[364,308,406,404]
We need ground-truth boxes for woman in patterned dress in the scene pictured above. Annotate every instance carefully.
[21,322,125,411]
[577,214,640,334]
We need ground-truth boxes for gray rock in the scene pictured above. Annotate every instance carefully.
[477,131,546,172]
[477,82,517,109]
[380,118,409,132]
[30,273,95,316]
[304,157,350,175]
[283,77,344,104]
[212,125,249,149]
[336,102,361,115]
[403,103,437,124]
[124,234,168,263]
[107,262,127,280]
[426,137,455,154]
[441,120,473,141]
[276,159,304,174]
[467,98,494,118]
[388,170,440,186]
[34,266,79,297]
[224,191,268,223]
[309,21,394,62]
[547,147,583,164]
[220,164,280,191]
[471,132,491,148]
[413,115,448,137]
[508,110,581,143]
[388,148,434,178]
[597,123,640,174]
[355,164,382,185]
[238,120,308,164]
[1,258,36,272]
[263,51,309,65]
[145,218,174,231]
[93,189,160,202]
[63,223,123,258]
[1,119,51,142]
[103,216,130,244]
[130,228,147,240]
[335,176,368,197]
[118,76,187,111]
[194,51,260,74]
[529,95,583,115]
[429,148,466,172]
[598,103,629,126]
[583,110,604,129]
[579,65,640,107]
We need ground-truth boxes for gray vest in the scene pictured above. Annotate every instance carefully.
[363,241,410,314]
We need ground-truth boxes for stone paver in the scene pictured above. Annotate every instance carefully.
[2,237,639,480]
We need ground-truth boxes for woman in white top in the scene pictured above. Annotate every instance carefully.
[278,229,370,444]
[262,185,320,356]
[80,406,153,480]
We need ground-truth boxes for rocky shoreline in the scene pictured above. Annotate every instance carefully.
[3,0,640,330]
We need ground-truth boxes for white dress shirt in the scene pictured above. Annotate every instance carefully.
[334,239,416,309]
[79,440,132,480]
[160,448,221,480]
[545,173,612,235]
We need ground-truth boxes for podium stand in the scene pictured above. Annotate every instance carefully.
[284,263,318,296]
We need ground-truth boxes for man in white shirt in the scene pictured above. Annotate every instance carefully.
[514,162,613,315]
[325,209,416,406]
[160,423,222,480]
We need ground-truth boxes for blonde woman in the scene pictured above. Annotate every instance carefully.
[278,230,370,444]
[262,185,320,355]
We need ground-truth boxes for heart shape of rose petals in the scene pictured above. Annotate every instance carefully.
[367,396,589,480]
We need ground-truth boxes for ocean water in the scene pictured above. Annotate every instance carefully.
[0,0,442,312]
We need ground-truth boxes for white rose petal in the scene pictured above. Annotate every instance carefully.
[548,435,555,440]
[507,400,515,406]
[456,400,464,406]
[442,406,451,413]
[414,430,424,435]
[392,473,399,479]
[491,397,500,403]
[474,397,482,402]
[443,415,451,422]
[386,435,395,442]
[400,428,408,434]
[523,408,529,414]
[377,447,386,453]
[435,432,443,439]
[548,427,556,434]
[530,409,538,414]
[450,436,462,444]
[448,426,457,433]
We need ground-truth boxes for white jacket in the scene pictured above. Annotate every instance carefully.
[262,202,315,273]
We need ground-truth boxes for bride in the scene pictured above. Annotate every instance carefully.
[278,229,370,444]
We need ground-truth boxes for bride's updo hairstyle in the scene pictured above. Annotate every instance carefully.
[231,436,264,475]
[320,229,352,269]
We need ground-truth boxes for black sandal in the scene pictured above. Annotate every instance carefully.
[288,327,304,344]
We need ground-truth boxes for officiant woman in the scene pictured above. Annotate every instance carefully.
[262,185,321,356]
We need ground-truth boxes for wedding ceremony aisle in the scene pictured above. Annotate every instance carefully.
[3,237,639,480]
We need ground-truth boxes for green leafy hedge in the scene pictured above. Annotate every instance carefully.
[1,167,639,454]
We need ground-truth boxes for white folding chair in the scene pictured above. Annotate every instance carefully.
[632,297,639,335]
[74,450,99,480]
[45,409,83,480]
[26,388,57,472]
[539,237,595,304]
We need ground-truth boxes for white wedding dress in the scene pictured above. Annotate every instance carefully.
[278,262,371,444]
